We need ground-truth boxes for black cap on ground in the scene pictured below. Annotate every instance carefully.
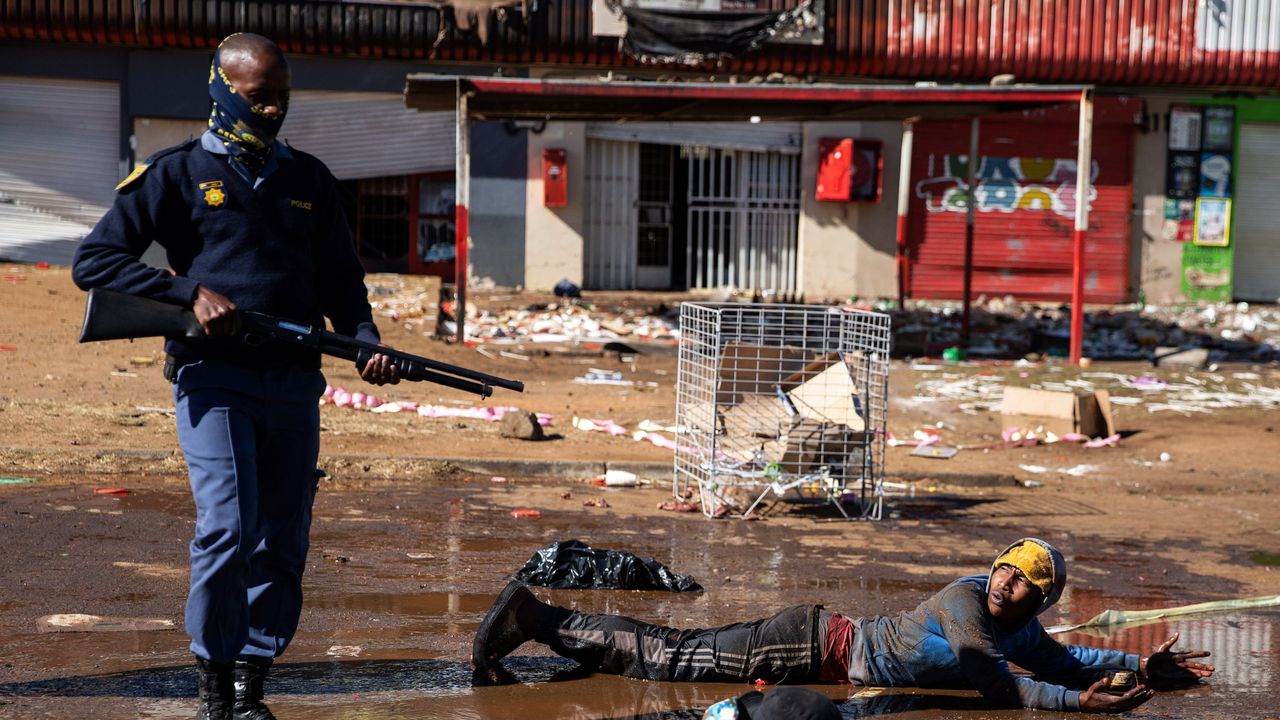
[737,687,841,720]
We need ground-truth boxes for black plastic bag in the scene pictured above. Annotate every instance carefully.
[512,539,703,592]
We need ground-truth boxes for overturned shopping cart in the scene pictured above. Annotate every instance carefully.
[674,303,891,519]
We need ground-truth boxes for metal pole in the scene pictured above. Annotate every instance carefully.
[961,116,979,350]
[1070,89,1094,364]
[895,120,915,309]
[454,89,470,345]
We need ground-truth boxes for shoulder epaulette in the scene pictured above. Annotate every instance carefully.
[116,138,198,192]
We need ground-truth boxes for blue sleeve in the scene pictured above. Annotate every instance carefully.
[1008,624,1140,679]
[936,586,1084,711]
[1064,644,1141,671]
[71,164,201,306]
[314,168,380,345]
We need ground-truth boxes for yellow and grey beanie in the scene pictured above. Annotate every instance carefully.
[989,538,1067,615]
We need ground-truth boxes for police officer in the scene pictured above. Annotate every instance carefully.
[72,33,399,720]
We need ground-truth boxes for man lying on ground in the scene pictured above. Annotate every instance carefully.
[472,538,1214,713]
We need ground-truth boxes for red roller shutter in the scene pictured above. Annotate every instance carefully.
[906,99,1137,303]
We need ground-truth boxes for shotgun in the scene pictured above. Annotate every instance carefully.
[78,288,523,398]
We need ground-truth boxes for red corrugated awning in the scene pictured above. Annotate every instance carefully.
[403,75,1093,121]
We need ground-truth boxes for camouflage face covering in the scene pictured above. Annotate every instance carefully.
[207,47,286,176]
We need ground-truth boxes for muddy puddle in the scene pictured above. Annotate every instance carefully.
[1,478,1276,718]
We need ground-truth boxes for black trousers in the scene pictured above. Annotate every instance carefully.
[540,604,825,684]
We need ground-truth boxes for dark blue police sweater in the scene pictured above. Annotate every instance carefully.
[72,139,379,368]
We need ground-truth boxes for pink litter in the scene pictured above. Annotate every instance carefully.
[633,430,699,454]
[322,385,552,426]
[572,417,629,436]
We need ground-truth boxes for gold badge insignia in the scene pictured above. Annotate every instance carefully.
[199,180,225,208]
[116,164,150,192]
[204,188,225,207]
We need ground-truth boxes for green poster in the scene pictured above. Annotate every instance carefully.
[1181,243,1233,302]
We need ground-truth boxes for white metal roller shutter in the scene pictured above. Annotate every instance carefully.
[1233,123,1280,301]
[586,121,801,154]
[0,77,120,264]
[0,76,120,231]
[279,91,454,180]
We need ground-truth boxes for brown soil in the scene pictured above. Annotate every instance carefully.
[3,266,1280,593]
[2,264,1280,717]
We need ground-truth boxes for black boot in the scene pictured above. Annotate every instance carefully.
[232,657,276,720]
[471,582,568,683]
[195,657,233,720]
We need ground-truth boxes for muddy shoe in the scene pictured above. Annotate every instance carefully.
[232,658,276,720]
[472,581,540,677]
[195,657,233,720]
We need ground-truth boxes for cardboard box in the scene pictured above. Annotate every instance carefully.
[721,393,795,440]
[1001,387,1116,439]
[778,421,868,474]
[785,358,865,431]
[716,343,812,405]
[1154,346,1209,369]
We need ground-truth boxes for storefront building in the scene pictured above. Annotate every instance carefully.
[4,0,1280,302]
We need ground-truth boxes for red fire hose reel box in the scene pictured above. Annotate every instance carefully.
[543,148,567,207]
[816,138,883,203]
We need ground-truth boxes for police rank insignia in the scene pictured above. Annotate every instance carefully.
[199,180,226,207]
[116,164,149,192]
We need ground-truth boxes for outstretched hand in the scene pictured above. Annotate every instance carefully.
[1079,676,1154,713]
[1141,632,1214,689]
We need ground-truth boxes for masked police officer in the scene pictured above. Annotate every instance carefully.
[73,33,399,720]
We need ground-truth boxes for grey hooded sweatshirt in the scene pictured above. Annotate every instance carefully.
[846,538,1140,711]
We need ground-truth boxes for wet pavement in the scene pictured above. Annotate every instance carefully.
[1,477,1277,719]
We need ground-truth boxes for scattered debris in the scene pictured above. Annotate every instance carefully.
[510,509,542,519]
[573,369,629,385]
[582,497,611,508]
[93,487,129,496]
[511,539,702,591]
[36,614,173,633]
[326,645,362,657]
[911,445,957,460]
[1001,386,1114,439]
[324,385,554,426]
[0,477,36,485]
[595,470,638,486]
[572,416,628,436]
[1061,464,1098,477]
[890,296,1280,362]
[444,299,681,346]
[1154,346,1209,369]
[1047,593,1280,635]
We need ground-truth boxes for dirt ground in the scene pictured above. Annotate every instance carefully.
[1,264,1279,718]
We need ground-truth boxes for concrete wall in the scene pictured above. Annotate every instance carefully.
[1132,94,1186,304]
[523,121,587,290]
[469,121,527,288]
[797,121,903,300]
